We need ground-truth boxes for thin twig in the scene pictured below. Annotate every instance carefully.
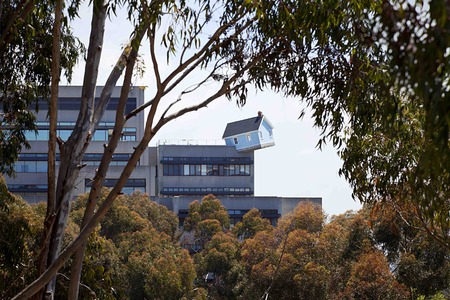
[56,273,97,298]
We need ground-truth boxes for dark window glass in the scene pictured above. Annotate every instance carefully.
[37,97,137,114]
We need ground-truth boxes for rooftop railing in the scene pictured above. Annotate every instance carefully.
[156,139,225,146]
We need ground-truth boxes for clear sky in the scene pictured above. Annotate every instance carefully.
[63,4,361,217]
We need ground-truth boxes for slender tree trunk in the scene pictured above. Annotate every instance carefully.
[43,1,107,298]
[67,24,147,299]
[35,0,61,299]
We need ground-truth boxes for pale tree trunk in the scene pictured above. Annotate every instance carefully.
[35,0,61,299]
[67,23,148,299]
[43,1,107,298]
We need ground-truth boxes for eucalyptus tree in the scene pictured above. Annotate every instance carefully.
[0,0,82,177]
[252,0,450,247]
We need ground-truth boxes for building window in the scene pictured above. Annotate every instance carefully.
[84,178,146,194]
[234,137,238,144]
[14,161,47,173]
[8,184,48,192]
[163,163,250,176]
[161,186,252,196]
[25,125,137,142]
[246,134,251,142]
[161,156,252,164]
[13,152,136,172]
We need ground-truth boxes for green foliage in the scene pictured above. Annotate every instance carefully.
[62,192,197,299]
[100,204,149,242]
[0,175,13,213]
[0,195,42,299]
[0,0,84,176]
[183,195,231,250]
[117,192,180,239]
[232,208,272,240]
[55,227,119,300]
[417,292,449,300]
[277,201,326,234]
[252,0,450,247]
[2,191,447,299]
[397,241,450,297]
[340,251,410,300]
[184,195,230,231]
[117,229,196,299]
[239,202,329,299]
[368,202,450,297]
[195,232,242,298]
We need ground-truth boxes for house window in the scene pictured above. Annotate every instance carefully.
[246,134,251,142]
[234,137,238,144]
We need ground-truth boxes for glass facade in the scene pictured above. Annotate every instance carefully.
[13,153,136,172]
[25,126,137,142]
[84,178,146,193]
[8,184,48,192]
[37,97,137,114]
[161,186,252,196]
[161,156,252,176]
[161,156,252,164]
[163,164,250,176]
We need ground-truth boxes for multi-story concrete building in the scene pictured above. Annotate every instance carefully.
[4,86,321,223]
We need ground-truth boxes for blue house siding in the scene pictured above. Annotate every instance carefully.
[223,115,275,152]
[224,131,264,152]
[259,119,275,148]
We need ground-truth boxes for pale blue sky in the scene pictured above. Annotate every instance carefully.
[63,3,361,216]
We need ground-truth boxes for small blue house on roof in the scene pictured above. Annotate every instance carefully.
[222,112,275,152]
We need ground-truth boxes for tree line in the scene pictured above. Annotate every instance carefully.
[1,184,448,299]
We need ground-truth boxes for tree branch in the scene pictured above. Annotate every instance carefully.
[149,23,162,89]
[0,0,35,49]
[68,19,147,300]
[125,15,254,121]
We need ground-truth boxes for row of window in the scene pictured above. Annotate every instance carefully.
[18,153,133,161]
[84,178,146,194]
[8,184,48,192]
[14,153,135,172]
[13,160,132,172]
[228,209,278,216]
[85,186,145,194]
[163,164,251,176]
[35,97,137,114]
[14,161,48,173]
[25,128,136,142]
[85,178,146,187]
[9,178,146,191]
[34,121,136,129]
[161,156,252,164]
[161,187,252,195]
